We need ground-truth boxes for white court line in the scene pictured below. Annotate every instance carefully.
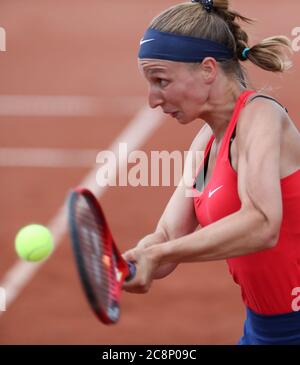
[0,95,144,116]
[0,148,99,167]
[0,105,164,314]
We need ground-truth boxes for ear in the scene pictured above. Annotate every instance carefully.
[200,57,218,84]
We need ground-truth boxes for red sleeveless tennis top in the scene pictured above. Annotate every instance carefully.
[193,90,300,315]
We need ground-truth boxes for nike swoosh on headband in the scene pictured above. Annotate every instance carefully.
[140,38,155,45]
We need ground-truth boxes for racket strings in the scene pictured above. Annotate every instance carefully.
[76,199,111,312]
[75,197,117,315]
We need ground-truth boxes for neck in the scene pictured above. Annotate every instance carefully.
[200,77,247,143]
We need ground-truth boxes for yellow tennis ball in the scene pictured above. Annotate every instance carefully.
[15,224,54,262]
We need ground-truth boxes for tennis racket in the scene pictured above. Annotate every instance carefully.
[67,187,136,325]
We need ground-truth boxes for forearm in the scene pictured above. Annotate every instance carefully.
[132,229,177,279]
[149,208,278,264]
[136,230,166,249]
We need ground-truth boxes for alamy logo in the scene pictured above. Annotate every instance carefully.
[291,27,300,52]
[0,27,6,52]
[0,287,6,311]
[291,287,300,312]
[95,143,204,198]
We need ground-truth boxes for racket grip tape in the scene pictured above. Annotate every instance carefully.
[125,261,136,281]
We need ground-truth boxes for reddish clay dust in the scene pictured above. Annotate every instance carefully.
[0,0,299,344]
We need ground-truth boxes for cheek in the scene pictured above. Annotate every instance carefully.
[182,78,205,102]
[165,79,206,110]
[167,84,194,105]
[181,89,204,110]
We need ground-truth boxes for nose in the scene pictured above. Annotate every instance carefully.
[148,86,164,109]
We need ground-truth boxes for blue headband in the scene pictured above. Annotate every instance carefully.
[138,28,234,62]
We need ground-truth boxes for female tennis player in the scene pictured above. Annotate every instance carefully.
[122,0,300,344]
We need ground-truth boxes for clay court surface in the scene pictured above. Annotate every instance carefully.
[0,1,299,344]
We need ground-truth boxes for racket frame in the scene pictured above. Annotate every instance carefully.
[68,187,131,324]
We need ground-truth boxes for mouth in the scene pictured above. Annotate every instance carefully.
[165,111,179,118]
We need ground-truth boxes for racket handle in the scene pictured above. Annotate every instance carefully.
[125,261,136,281]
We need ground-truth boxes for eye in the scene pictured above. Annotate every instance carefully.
[155,78,169,88]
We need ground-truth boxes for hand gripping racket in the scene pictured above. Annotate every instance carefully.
[67,187,136,324]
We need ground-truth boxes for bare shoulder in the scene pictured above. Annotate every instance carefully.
[236,96,285,144]
[236,95,300,178]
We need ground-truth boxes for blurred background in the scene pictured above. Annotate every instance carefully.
[0,0,299,344]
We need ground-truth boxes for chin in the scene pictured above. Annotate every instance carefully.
[176,114,194,125]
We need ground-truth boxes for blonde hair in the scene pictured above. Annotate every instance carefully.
[150,1,293,85]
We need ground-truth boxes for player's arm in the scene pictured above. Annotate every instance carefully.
[149,99,283,264]
[124,123,212,279]
[138,123,212,247]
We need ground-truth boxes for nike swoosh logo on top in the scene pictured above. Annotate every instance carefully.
[208,185,224,198]
[140,38,155,45]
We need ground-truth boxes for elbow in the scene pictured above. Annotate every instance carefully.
[247,208,282,250]
[260,217,282,249]
[263,227,280,249]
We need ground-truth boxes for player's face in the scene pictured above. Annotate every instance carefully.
[139,59,211,124]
